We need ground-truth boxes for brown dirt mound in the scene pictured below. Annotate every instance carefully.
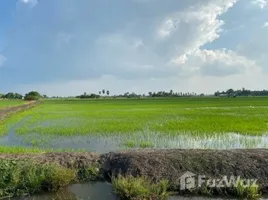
[100,149,268,193]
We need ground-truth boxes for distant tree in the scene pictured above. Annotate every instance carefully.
[99,91,101,95]
[4,92,15,99]
[214,91,220,96]
[102,89,105,95]
[76,92,100,99]
[14,93,23,99]
[148,92,152,97]
[124,92,129,97]
[106,90,110,96]
[227,89,234,94]
[24,91,41,101]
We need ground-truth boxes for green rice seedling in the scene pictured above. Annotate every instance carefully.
[1,97,268,151]
[0,100,25,109]
[139,141,154,148]
[124,140,136,148]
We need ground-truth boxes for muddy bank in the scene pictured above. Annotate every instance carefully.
[1,149,268,193]
[0,101,39,121]
[101,149,268,193]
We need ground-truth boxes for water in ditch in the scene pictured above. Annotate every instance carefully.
[10,182,246,200]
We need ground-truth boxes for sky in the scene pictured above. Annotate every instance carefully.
[0,0,268,96]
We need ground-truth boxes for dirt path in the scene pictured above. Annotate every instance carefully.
[1,149,268,192]
[0,101,39,121]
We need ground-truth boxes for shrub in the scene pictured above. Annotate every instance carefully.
[0,159,75,198]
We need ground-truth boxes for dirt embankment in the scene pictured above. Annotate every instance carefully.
[101,149,268,192]
[0,101,39,121]
[1,149,268,192]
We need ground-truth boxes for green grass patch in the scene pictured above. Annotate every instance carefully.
[124,140,154,148]
[77,165,100,181]
[112,175,169,200]
[232,180,261,199]
[0,159,76,198]
[0,146,45,154]
[0,146,88,154]
[0,100,25,109]
[178,178,261,199]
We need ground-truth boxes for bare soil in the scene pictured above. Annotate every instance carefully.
[101,149,268,193]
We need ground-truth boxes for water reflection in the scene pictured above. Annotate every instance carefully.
[10,182,244,200]
[11,182,268,200]
[2,119,268,153]
[2,130,268,153]
[12,182,118,200]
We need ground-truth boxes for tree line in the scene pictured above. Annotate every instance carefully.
[214,88,268,97]
[0,91,43,101]
[76,89,203,99]
[2,88,268,100]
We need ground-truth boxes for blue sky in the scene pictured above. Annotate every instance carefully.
[0,0,268,96]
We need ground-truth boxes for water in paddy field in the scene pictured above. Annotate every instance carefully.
[11,182,264,200]
[2,117,268,152]
[2,122,268,152]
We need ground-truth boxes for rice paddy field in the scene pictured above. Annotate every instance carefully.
[1,97,268,153]
[0,99,25,109]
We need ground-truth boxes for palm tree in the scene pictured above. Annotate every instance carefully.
[106,90,110,96]
[102,89,105,95]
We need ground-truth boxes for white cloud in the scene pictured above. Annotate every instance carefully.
[179,49,261,77]
[156,0,238,68]
[3,0,268,95]
[263,22,268,27]
[19,0,37,7]
[93,0,240,81]
[251,0,268,8]
[92,0,259,81]
[0,55,6,67]
[17,71,268,97]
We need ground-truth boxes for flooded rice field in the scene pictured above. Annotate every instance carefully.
[2,120,268,152]
[2,99,268,199]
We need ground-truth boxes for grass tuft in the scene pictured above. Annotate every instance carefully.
[112,175,169,200]
[0,159,76,198]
